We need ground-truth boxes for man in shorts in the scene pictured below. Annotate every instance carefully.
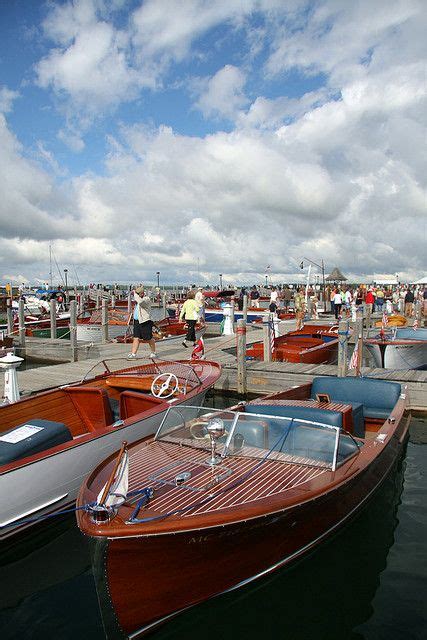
[128,285,157,359]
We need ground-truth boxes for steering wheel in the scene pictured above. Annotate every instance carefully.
[189,420,211,440]
[189,420,228,441]
[151,373,179,398]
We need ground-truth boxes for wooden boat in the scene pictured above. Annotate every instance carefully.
[0,358,221,539]
[365,327,427,369]
[77,375,409,638]
[76,307,131,342]
[374,314,407,327]
[246,324,339,363]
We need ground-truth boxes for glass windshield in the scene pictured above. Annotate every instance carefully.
[155,407,360,470]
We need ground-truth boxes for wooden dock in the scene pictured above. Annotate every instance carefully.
[2,328,426,410]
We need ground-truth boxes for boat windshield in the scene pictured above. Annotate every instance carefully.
[155,406,360,471]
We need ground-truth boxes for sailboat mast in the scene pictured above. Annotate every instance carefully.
[49,243,53,289]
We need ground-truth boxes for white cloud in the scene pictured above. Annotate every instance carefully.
[0,86,20,113]
[194,65,248,120]
[0,0,425,284]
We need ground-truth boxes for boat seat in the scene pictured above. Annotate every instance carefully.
[0,419,72,464]
[310,377,401,424]
[119,391,164,420]
[64,386,114,431]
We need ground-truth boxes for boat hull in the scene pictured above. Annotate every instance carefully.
[365,341,427,369]
[96,416,409,639]
[0,391,207,540]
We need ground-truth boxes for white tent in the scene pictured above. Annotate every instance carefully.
[410,276,427,285]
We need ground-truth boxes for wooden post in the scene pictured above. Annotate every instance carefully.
[162,292,167,318]
[337,318,349,377]
[18,298,26,357]
[50,299,57,339]
[70,300,78,362]
[127,292,132,314]
[6,300,13,336]
[242,294,248,324]
[263,321,272,362]
[101,299,108,343]
[354,315,364,376]
[236,319,247,395]
[96,290,101,309]
[111,295,116,308]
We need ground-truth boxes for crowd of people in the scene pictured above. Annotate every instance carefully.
[232,283,427,322]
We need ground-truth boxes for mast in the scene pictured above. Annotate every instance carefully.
[49,243,53,289]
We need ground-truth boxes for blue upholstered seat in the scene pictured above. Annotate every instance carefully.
[0,419,72,465]
[310,377,401,428]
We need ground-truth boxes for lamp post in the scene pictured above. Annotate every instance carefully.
[219,274,223,290]
[64,268,68,305]
[156,271,160,288]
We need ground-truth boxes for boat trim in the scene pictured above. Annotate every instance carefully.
[0,493,69,527]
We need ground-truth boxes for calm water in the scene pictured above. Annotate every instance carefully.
[0,396,425,640]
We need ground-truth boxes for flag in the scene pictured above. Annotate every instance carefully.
[191,337,205,359]
[349,338,359,370]
[97,449,129,509]
[382,310,388,329]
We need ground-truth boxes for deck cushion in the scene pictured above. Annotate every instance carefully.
[0,419,72,465]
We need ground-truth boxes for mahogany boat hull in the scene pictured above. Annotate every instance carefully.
[92,415,409,639]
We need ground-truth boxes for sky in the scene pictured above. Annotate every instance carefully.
[0,0,426,288]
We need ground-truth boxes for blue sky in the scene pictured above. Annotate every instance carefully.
[0,0,425,286]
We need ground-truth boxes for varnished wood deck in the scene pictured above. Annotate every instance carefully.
[124,440,327,518]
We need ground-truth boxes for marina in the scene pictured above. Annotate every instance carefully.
[1,1,426,637]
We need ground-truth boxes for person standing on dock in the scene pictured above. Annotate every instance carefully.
[127,285,157,359]
[404,288,415,317]
[195,287,205,325]
[179,289,199,348]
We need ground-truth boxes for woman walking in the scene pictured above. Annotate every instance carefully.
[179,289,199,347]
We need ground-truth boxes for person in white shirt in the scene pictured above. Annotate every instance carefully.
[333,289,343,319]
[195,287,205,324]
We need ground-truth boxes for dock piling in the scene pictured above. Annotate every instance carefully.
[337,318,349,377]
[236,319,247,395]
[70,300,78,362]
[6,300,13,337]
[101,299,108,343]
[50,299,57,339]
[18,299,26,358]
[263,321,272,362]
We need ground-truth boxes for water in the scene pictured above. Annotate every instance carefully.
[0,400,425,640]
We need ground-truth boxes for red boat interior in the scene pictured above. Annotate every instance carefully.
[0,362,207,467]
[246,329,338,363]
